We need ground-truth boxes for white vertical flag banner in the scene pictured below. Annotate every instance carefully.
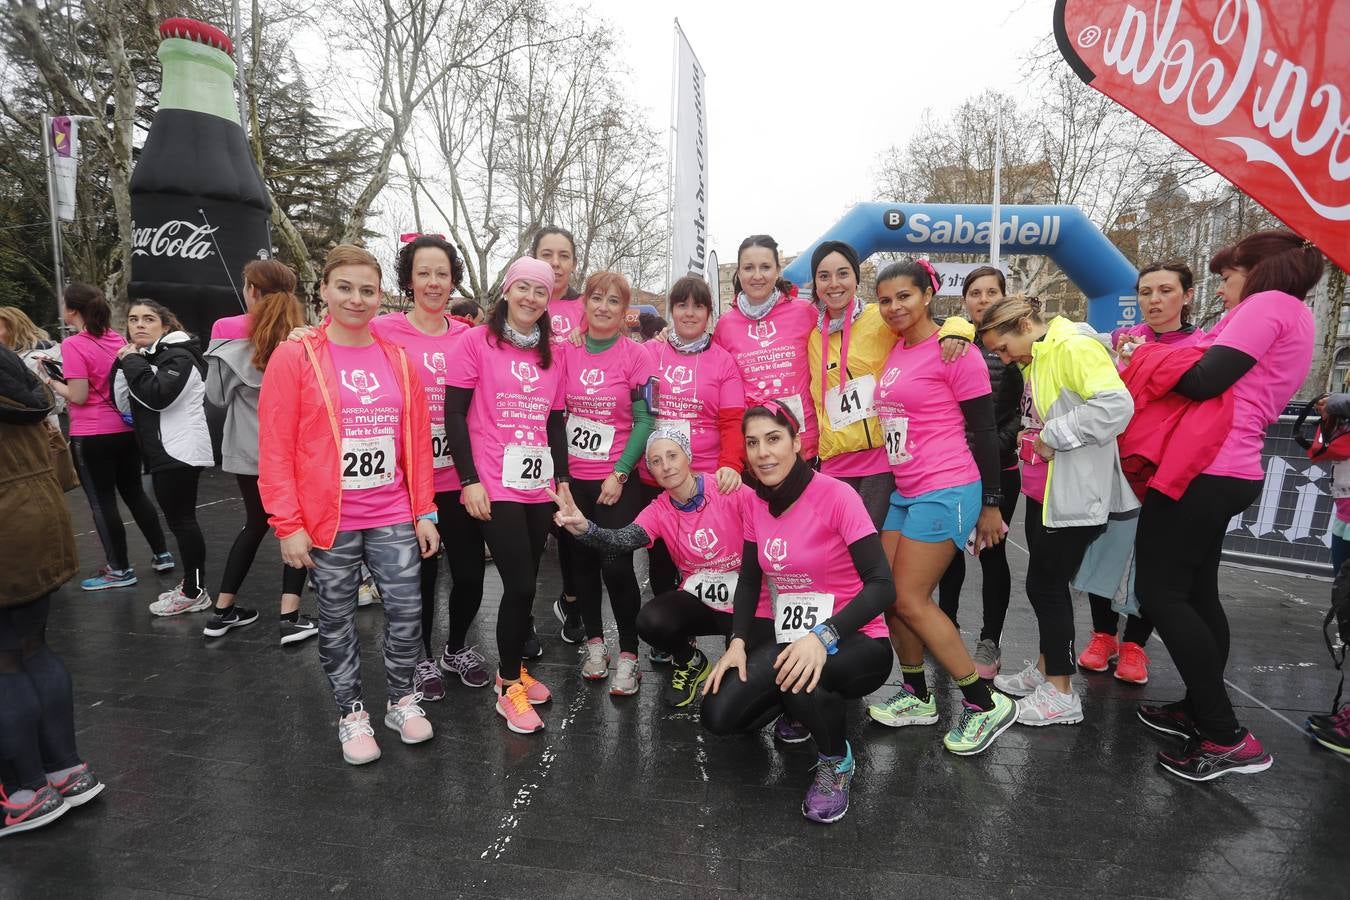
[50,116,79,222]
[670,21,708,280]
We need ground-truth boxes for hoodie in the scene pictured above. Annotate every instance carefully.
[114,331,213,472]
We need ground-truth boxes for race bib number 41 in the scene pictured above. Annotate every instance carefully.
[567,413,616,461]
[341,435,395,490]
[502,444,553,491]
[825,375,876,430]
[682,571,737,611]
[773,590,833,643]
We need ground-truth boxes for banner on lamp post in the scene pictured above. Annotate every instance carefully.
[1052,0,1350,271]
[50,116,78,222]
[669,22,708,282]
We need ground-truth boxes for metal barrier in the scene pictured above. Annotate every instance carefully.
[1222,412,1334,576]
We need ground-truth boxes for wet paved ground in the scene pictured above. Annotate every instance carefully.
[4,468,1349,898]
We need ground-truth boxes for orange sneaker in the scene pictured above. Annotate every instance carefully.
[1114,642,1150,684]
[1077,632,1119,672]
[496,682,544,734]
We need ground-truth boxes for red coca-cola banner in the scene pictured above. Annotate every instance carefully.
[1054,0,1350,271]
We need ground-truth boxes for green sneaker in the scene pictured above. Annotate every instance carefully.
[663,650,710,708]
[943,692,1016,756]
[867,685,939,727]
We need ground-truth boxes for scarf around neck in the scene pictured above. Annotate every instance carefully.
[503,320,541,350]
[751,456,813,518]
[817,296,865,335]
[669,330,712,354]
[736,288,781,321]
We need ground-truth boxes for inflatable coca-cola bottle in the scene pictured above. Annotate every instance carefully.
[129,18,271,340]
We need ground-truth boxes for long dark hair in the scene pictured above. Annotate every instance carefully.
[487,295,553,369]
[731,234,796,297]
[1227,229,1325,301]
[64,282,111,337]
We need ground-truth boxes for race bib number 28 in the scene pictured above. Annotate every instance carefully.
[502,444,553,491]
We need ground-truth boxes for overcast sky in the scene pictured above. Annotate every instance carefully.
[578,0,1058,261]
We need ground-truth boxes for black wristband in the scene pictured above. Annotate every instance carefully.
[983,493,1003,508]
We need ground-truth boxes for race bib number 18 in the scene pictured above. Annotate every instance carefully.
[882,416,911,466]
[341,435,396,490]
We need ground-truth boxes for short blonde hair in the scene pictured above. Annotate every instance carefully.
[0,306,50,352]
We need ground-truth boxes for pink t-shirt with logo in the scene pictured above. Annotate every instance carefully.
[873,331,990,498]
[211,314,250,340]
[329,342,412,531]
[642,341,744,478]
[446,327,564,504]
[558,338,655,481]
[372,313,469,493]
[634,482,751,594]
[1201,290,1313,480]
[62,330,132,436]
[548,297,585,345]
[745,473,888,639]
[714,299,819,459]
[1018,377,1048,504]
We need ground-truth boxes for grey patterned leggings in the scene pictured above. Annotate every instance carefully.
[310,524,423,714]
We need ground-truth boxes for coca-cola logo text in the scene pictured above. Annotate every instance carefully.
[132,220,218,261]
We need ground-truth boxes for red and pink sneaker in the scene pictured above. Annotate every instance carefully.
[1114,642,1149,684]
[1,785,68,838]
[1157,730,1272,781]
[496,682,544,734]
[1077,632,1119,672]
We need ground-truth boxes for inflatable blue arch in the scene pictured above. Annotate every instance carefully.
[782,203,1139,333]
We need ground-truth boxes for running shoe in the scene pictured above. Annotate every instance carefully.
[868,685,939,728]
[1311,715,1350,756]
[0,785,68,838]
[338,703,380,766]
[1114,642,1150,684]
[496,682,544,734]
[1306,704,1350,732]
[664,650,709,708]
[150,551,176,573]
[993,660,1045,697]
[519,667,552,704]
[552,595,584,644]
[610,653,641,696]
[413,659,447,702]
[357,578,380,607]
[1015,682,1084,726]
[1157,731,1273,781]
[47,765,104,808]
[649,648,673,665]
[581,639,610,680]
[439,645,492,688]
[773,714,811,744]
[279,615,319,646]
[802,742,854,824]
[1137,702,1199,740]
[521,616,543,660]
[81,566,136,592]
[1077,632,1119,672]
[943,693,1017,756]
[202,605,259,637]
[973,638,1002,680]
[149,585,212,617]
[384,693,433,744]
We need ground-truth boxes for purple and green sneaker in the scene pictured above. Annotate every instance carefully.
[802,742,854,824]
[773,714,811,744]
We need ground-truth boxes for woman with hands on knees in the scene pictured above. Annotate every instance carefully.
[442,256,571,735]
[258,244,440,766]
[551,426,753,708]
[699,403,895,824]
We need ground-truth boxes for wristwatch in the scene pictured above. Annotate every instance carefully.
[612,470,629,484]
[983,492,1003,508]
[811,622,840,655]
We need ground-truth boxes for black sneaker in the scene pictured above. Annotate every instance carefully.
[279,615,319,646]
[48,765,104,808]
[552,595,584,644]
[1156,730,1273,781]
[521,616,543,660]
[203,605,260,638]
[663,650,710,708]
[1137,702,1199,740]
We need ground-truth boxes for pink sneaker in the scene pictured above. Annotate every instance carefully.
[385,693,433,743]
[1114,642,1150,684]
[1077,632,1119,672]
[496,682,544,734]
[516,666,552,705]
[338,703,381,765]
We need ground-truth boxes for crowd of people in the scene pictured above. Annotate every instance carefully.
[0,222,1342,835]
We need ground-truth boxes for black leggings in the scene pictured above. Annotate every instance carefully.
[479,500,553,681]
[640,482,679,596]
[939,466,1021,643]
[0,595,81,793]
[1088,593,1154,646]
[70,431,167,571]
[566,477,646,654]
[636,590,733,665]
[217,474,308,600]
[1023,498,1103,677]
[420,490,486,656]
[151,467,206,596]
[701,623,893,757]
[1136,475,1262,744]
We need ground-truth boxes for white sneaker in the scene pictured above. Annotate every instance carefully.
[149,585,212,617]
[1015,682,1084,726]
[357,578,381,607]
[993,660,1046,697]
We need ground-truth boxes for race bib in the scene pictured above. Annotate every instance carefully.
[772,395,807,432]
[1335,460,1350,499]
[502,444,553,491]
[430,423,455,470]
[882,416,912,466]
[567,413,616,461]
[653,417,692,445]
[825,375,877,430]
[341,435,395,490]
[773,590,833,644]
[682,571,737,611]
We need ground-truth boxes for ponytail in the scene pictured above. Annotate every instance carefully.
[64,282,111,337]
[243,259,303,370]
[1226,229,1325,301]
[977,294,1044,340]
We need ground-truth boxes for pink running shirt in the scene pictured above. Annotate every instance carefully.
[633,482,757,612]
[558,338,655,481]
[62,330,132,436]
[445,327,564,504]
[873,331,990,498]
[548,298,585,345]
[744,473,888,639]
[329,342,412,531]
[372,313,469,493]
[643,341,744,477]
[211,314,250,340]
